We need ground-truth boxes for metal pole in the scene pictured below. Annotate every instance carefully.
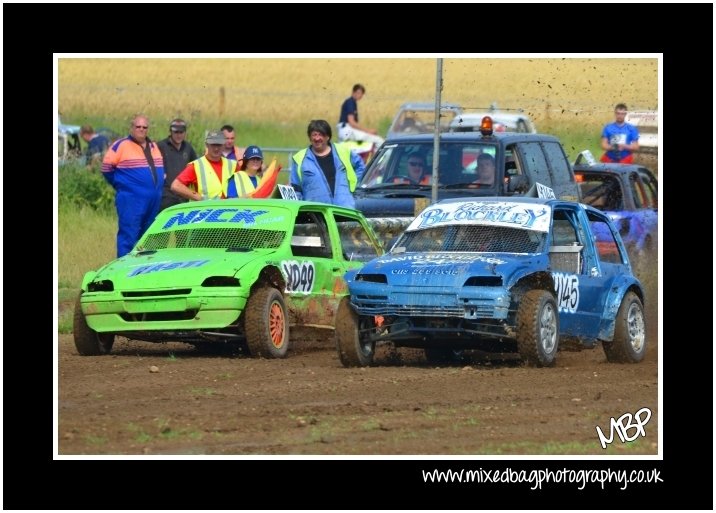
[219,86,226,118]
[431,58,443,205]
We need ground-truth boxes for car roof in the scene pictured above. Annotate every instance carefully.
[451,112,528,124]
[383,131,560,145]
[160,198,366,217]
[435,195,608,219]
[409,196,560,232]
[59,123,81,135]
[394,101,463,112]
[437,196,557,207]
[573,163,655,176]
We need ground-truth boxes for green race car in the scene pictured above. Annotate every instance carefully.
[74,199,383,358]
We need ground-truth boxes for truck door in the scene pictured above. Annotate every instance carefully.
[515,142,551,192]
[542,141,580,201]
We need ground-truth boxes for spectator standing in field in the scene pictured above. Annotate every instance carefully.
[220,124,246,162]
[102,115,164,258]
[289,119,365,209]
[79,124,109,167]
[336,84,385,147]
[157,119,198,211]
[227,145,264,198]
[170,130,238,201]
[600,103,640,163]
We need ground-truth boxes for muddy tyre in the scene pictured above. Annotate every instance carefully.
[516,289,559,367]
[245,286,289,358]
[73,296,115,355]
[602,291,646,363]
[335,297,375,367]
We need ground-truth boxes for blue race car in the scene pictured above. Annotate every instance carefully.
[573,163,658,260]
[336,197,647,367]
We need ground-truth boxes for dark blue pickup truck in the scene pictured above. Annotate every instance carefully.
[355,122,581,247]
[355,117,581,249]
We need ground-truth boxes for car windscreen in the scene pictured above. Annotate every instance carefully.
[388,108,460,136]
[577,173,624,211]
[139,205,288,250]
[392,224,546,254]
[359,142,498,189]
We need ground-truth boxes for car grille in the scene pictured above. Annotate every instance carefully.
[354,303,466,318]
[120,310,198,322]
[122,289,191,297]
[352,293,501,319]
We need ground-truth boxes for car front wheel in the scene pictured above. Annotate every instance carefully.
[335,297,375,367]
[603,291,646,363]
[516,289,559,367]
[245,286,289,358]
[73,295,115,355]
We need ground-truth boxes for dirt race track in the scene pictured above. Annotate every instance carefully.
[57,299,659,456]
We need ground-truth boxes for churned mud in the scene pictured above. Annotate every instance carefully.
[58,314,658,456]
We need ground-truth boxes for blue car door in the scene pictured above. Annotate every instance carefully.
[549,207,603,338]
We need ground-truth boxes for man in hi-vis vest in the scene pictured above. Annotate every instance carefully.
[171,130,238,201]
[289,119,365,209]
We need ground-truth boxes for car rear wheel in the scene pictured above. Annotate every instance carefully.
[516,289,559,367]
[603,291,646,363]
[73,296,114,355]
[245,286,289,358]
[335,297,375,367]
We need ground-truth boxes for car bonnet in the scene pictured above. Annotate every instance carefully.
[88,247,275,291]
[353,250,537,290]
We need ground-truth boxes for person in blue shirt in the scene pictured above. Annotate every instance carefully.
[600,103,640,163]
[336,84,385,147]
[227,145,264,198]
[80,125,109,167]
[290,120,365,209]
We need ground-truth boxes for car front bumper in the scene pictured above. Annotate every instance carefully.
[349,284,511,320]
[81,289,248,333]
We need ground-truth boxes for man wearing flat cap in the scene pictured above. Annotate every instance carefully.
[170,130,238,201]
[157,118,198,210]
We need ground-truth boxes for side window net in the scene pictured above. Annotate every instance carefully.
[291,211,331,258]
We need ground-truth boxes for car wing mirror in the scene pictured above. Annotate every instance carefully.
[508,175,529,193]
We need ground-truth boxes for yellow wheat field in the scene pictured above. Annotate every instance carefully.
[58,56,658,129]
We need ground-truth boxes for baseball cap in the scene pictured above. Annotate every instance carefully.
[170,119,187,132]
[205,130,226,144]
[244,145,263,160]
